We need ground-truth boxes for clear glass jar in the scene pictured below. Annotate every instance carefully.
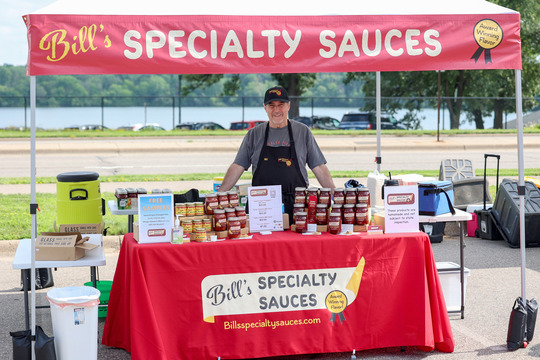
[328,211,342,235]
[227,191,239,208]
[203,218,212,232]
[345,188,357,204]
[194,227,207,242]
[204,193,219,215]
[181,219,193,233]
[217,192,229,209]
[293,203,305,222]
[316,204,328,225]
[318,188,331,206]
[306,188,319,203]
[186,202,196,217]
[343,204,356,224]
[213,209,227,231]
[356,203,369,225]
[227,217,242,239]
[357,188,371,206]
[295,212,308,233]
[235,206,247,228]
[295,187,307,204]
[194,202,205,216]
[333,188,345,204]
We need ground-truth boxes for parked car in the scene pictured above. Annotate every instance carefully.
[338,112,406,130]
[132,123,166,131]
[175,122,225,130]
[230,120,266,130]
[64,124,108,131]
[293,116,340,130]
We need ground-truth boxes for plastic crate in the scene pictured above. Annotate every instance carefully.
[84,280,113,318]
[439,159,475,181]
[436,262,470,312]
[490,179,540,248]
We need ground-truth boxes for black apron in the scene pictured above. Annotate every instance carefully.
[252,121,307,218]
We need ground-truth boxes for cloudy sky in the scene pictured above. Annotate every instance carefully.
[1,0,55,66]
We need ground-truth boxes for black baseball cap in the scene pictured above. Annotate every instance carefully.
[264,86,289,105]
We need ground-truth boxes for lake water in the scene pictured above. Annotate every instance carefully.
[0,106,502,131]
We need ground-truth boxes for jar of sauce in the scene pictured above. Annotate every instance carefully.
[293,203,305,222]
[204,193,219,215]
[181,219,193,234]
[217,192,229,209]
[357,188,371,206]
[126,188,137,208]
[318,188,331,206]
[194,202,205,216]
[224,207,236,221]
[345,188,357,204]
[235,206,247,228]
[306,188,319,204]
[328,211,342,235]
[192,219,203,232]
[115,188,128,210]
[316,204,328,225]
[213,209,227,231]
[331,203,343,217]
[203,218,212,232]
[333,188,345,204]
[294,187,306,204]
[343,204,356,224]
[186,202,196,217]
[356,203,369,225]
[295,212,308,233]
[194,227,207,242]
[227,191,239,207]
[227,217,242,239]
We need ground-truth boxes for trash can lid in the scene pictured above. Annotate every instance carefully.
[57,171,99,183]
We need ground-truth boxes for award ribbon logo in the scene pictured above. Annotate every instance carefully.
[471,19,503,64]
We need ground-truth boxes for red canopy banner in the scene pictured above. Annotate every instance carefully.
[24,13,521,76]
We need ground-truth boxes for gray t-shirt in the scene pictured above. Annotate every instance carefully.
[233,120,327,185]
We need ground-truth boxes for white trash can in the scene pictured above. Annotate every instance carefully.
[47,286,101,360]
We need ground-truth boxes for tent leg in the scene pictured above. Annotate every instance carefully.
[376,72,381,173]
[30,75,37,360]
[515,70,526,302]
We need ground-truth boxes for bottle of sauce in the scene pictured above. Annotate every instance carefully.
[318,188,331,206]
[343,204,356,224]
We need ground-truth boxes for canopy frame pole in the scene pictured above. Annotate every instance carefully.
[30,75,37,360]
[376,71,381,173]
[515,70,526,302]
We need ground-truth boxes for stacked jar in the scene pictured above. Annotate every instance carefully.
[329,187,371,226]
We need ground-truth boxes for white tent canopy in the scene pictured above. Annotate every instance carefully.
[23,0,527,357]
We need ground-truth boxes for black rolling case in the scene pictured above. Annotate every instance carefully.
[476,154,503,240]
[490,179,540,248]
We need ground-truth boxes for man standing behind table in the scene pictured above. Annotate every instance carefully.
[218,86,336,218]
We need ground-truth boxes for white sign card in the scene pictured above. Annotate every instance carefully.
[137,193,174,243]
[383,185,419,234]
[247,185,283,232]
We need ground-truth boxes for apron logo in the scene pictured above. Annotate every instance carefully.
[278,158,292,167]
[471,19,503,64]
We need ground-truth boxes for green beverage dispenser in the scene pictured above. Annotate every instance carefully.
[56,171,104,226]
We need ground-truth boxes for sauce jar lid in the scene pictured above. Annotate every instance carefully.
[136,188,147,194]
[214,209,225,214]
[320,188,331,192]
[334,187,344,192]
[344,204,355,208]
[295,187,306,191]
[235,206,246,211]
[345,188,357,192]
[356,203,368,207]
[206,193,217,198]
[228,217,240,221]
[294,203,305,207]
[115,188,127,194]
[316,203,328,208]
[216,192,228,196]
[296,212,308,216]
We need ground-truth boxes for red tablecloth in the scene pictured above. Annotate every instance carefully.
[102,231,453,359]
